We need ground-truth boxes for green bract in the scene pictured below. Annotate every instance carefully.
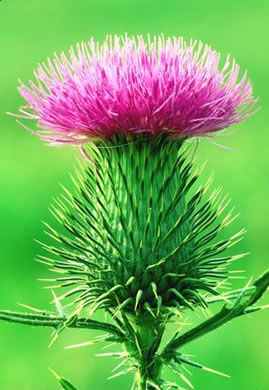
[40,134,241,318]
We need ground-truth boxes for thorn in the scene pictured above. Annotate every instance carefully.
[233,277,254,307]
[261,304,269,310]
[65,340,98,349]
[95,351,127,358]
[179,373,194,389]
[101,342,117,350]
[176,318,191,332]
[111,359,126,373]
[17,303,44,313]
[51,290,67,316]
[182,364,192,376]
[48,367,61,380]
[107,367,133,380]
[202,366,230,378]
[48,329,60,349]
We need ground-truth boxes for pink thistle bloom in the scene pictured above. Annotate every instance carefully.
[14,35,257,144]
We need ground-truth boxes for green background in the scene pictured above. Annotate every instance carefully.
[0,0,268,389]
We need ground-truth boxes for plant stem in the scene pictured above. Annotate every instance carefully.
[1,270,268,389]
[122,313,164,390]
[0,310,124,340]
[161,270,269,362]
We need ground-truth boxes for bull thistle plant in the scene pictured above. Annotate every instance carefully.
[2,35,268,390]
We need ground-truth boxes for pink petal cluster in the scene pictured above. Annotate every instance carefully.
[16,35,256,144]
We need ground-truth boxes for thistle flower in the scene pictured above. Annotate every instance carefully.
[16,35,256,144]
[4,35,266,390]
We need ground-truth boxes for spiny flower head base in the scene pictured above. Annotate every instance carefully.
[17,35,256,144]
[40,135,243,317]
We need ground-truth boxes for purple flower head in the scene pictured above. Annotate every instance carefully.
[15,35,257,144]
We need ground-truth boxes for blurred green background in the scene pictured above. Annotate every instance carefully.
[0,0,268,389]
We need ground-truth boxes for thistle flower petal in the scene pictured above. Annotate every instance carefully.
[15,35,257,144]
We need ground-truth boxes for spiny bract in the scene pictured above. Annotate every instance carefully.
[39,134,243,318]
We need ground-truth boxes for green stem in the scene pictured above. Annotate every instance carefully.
[0,310,124,340]
[123,313,164,390]
[161,270,269,361]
